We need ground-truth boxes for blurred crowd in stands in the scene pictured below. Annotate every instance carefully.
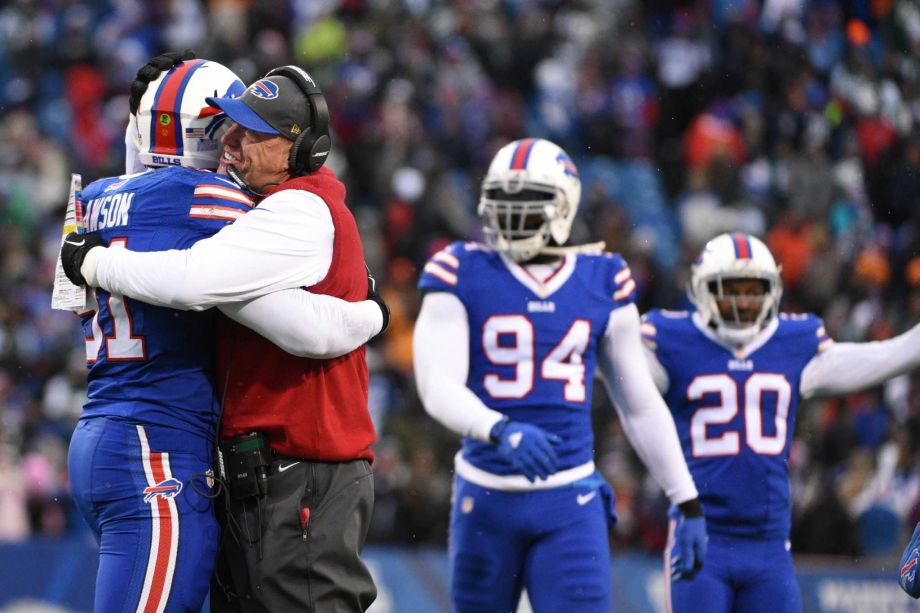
[2,0,920,560]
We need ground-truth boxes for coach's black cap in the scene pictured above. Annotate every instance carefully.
[206,75,307,141]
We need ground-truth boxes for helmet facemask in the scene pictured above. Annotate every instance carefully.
[701,276,778,345]
[478,138,582,262]
[688,233,783,347]
[478,182,566,262]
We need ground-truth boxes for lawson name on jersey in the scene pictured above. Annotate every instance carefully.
[83,191,135,232]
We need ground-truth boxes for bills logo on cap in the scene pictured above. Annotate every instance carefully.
[250,79,279,100]
[143,478,183,503]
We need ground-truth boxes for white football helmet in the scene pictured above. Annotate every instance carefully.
[478,138,582,262]
[133,59,245,170]
[689,233,783,346]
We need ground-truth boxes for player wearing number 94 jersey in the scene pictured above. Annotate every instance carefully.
[636,232,920,613]
[414,138,707,613]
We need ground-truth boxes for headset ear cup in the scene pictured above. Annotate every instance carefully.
[289,132,307,176]
[307,134,331,173]
[263,65,330,175]
[289,131,322,176]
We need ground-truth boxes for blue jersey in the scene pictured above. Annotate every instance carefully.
[77,167,253,441]
[418,241,637,475]
[643,310,830,539]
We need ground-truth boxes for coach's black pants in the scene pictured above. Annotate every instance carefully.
[211,457,376,612]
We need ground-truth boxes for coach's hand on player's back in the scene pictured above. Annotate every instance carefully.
[899,521,920,598]
[61,231,105,286]
[671,499,708,581]
[490,418,562,482]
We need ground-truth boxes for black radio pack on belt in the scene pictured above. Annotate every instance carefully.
[219,432,271,500]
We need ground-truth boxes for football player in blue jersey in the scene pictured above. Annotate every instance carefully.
[413,138,708,612]
[63,56,385,613]
[900,522,920,598]
[635,232,920,612]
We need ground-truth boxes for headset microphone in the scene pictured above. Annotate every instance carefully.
[225,164,280,199]
[225,164,256,195]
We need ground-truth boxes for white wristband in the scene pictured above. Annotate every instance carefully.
[81,246,106,287]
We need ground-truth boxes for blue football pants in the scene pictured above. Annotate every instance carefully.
[666,526,801,613]
[69,417,218,612]
[449,475,613,613]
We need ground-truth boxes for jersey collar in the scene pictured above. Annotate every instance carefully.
[499,253,576,299]
[691,311,779,359]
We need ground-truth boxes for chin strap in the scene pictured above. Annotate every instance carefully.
[539,241,607,256]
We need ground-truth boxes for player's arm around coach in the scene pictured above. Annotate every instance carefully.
[65,65,381,612]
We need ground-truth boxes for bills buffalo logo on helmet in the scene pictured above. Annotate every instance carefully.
[143,478,183,503]
[250,79,279,100]
[556,152,579,178]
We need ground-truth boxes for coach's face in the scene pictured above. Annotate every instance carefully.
[219,122,292,193]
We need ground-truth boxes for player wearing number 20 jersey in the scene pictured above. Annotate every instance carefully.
[641,232,920,613]
[414,138,704,613]
[644,308,827,541]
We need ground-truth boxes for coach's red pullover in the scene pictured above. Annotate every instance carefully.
[216,168,375,462]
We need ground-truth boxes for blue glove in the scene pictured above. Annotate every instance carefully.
[490,418,562,482]
[670,499,708,581]
[900,521,920,598]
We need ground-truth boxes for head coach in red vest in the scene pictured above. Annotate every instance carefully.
[66,65,384,612]
[204,65,379,613]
